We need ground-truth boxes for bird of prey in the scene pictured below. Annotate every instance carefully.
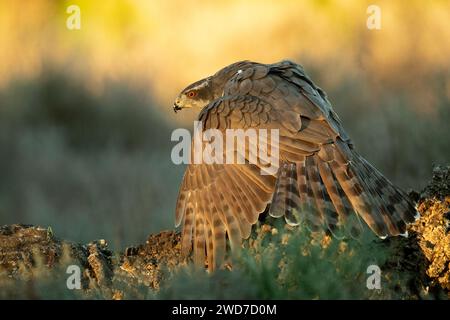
[173,60,418,271]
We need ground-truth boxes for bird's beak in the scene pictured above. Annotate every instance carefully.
[173,104,182,113]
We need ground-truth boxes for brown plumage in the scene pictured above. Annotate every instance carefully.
[173,60,419,271]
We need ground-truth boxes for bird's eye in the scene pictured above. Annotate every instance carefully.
[187,91,196,98]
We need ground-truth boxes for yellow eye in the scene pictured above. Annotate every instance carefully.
[187,91,196,98]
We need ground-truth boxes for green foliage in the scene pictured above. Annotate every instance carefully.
[159,224,409,300]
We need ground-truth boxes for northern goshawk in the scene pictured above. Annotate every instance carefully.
[172,60,418,270]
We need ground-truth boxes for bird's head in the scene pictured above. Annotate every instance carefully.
[173,76,214,113]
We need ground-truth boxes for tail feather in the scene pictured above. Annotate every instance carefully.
[358,156,418,224]
[329,158,390,236]
[352,154,407,235]
[269,145,418,238]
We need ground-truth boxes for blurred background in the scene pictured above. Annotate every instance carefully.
[0,0,448,250]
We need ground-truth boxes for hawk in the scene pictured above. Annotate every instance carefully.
[173,60,418,270]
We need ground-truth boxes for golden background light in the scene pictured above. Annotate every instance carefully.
[1,0,449,117]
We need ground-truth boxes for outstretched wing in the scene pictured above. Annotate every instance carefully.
[175,73,337,270]
[222,60,417,235]
[175,94,297,271]
[175,61,418,270]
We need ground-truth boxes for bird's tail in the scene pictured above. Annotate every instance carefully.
[269,146,419,238]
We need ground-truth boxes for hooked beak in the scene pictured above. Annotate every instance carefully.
[173,104,182,113]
